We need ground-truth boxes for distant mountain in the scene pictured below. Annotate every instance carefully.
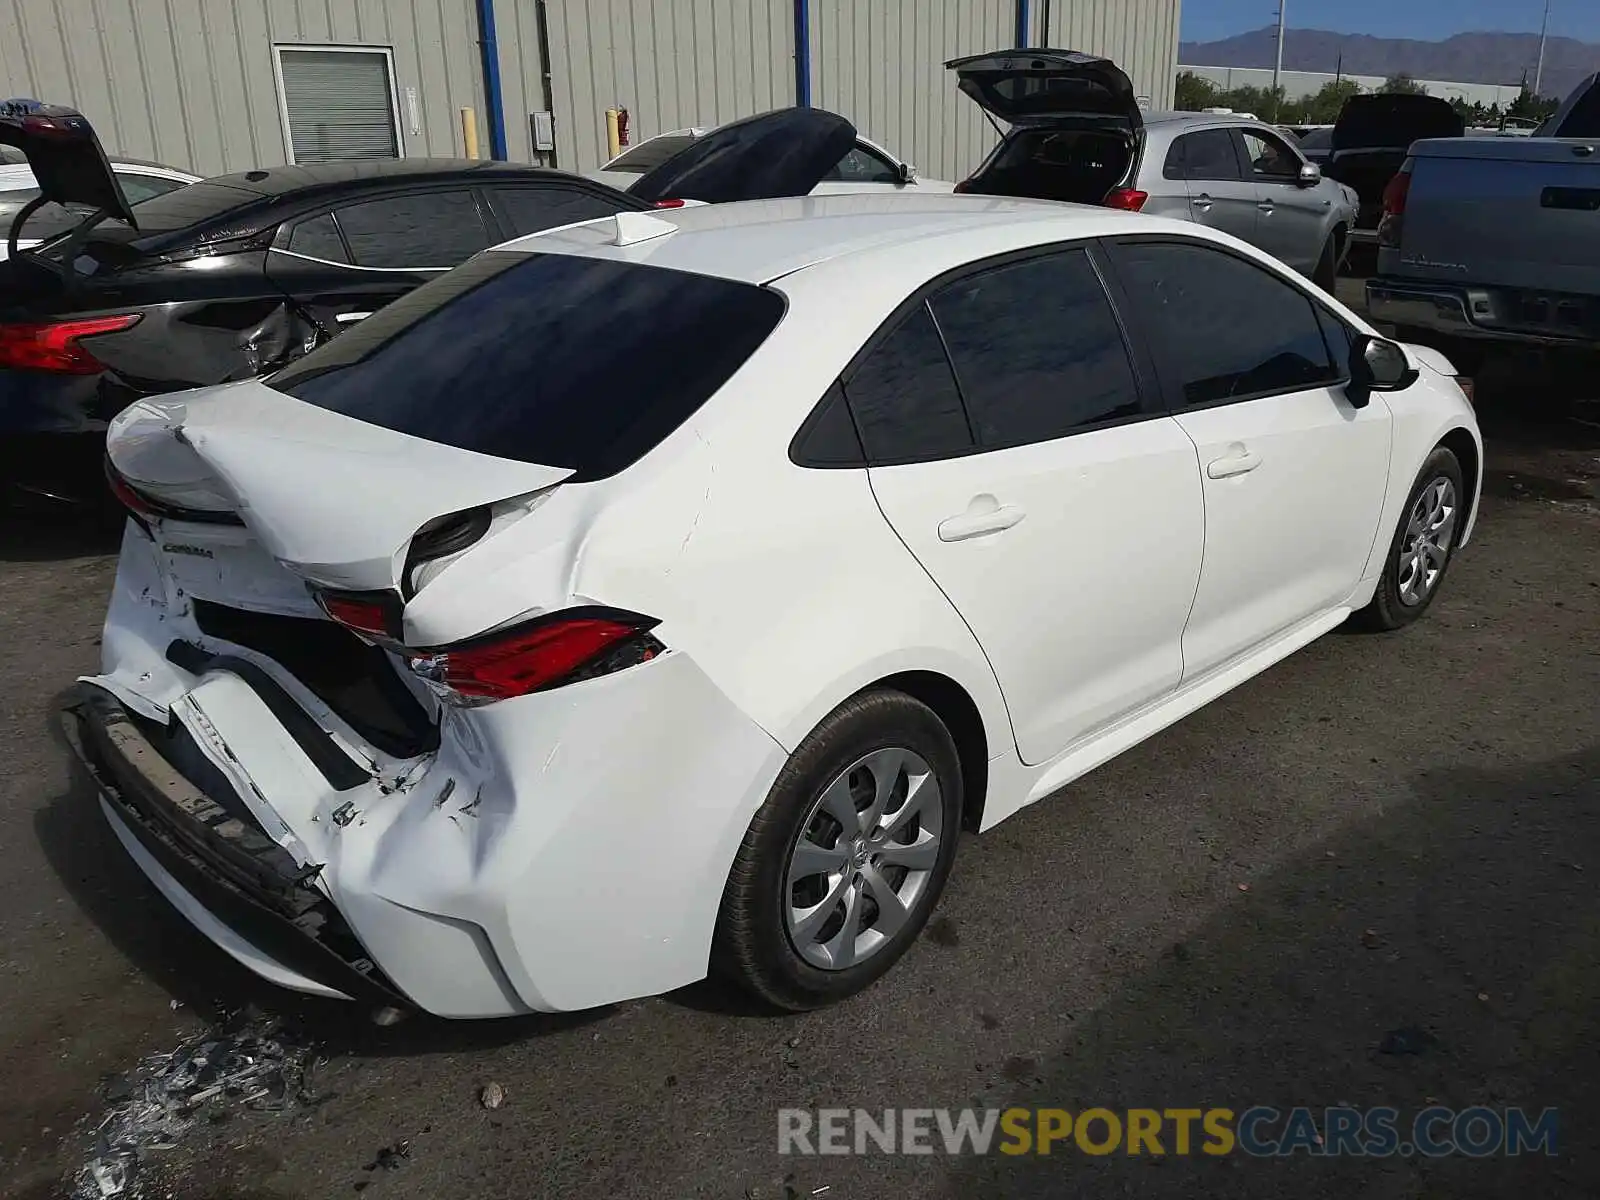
[1178,27,1599,100]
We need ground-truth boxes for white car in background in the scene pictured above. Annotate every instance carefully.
[72,111,1479,1021]
[0,147,197,259]
[591,124,953,195]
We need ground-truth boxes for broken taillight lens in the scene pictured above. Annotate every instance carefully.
[409,611,663,703]
[316,590,403,640]
[0,314,140,374]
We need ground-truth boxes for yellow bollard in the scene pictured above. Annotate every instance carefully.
[461,107,480,159]
[605,107,621,161]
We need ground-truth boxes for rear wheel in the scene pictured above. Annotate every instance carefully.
[1354,446,1465,631]
[713,689,963,1011]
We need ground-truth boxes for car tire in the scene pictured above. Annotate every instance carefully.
[1313,232,1339,291]
[712,689,963,1011]
[1354,446,1466,632]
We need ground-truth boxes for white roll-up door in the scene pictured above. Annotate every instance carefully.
[276,48,402,164]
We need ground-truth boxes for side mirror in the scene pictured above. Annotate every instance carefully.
[897,161,916,186]
[1297,161,1322,187]
[1347,334,1418,407]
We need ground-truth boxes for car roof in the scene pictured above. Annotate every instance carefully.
[200,157,566,199]
[493,191,1192,285]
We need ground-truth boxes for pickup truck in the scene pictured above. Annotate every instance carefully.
[1366,72,1600,362]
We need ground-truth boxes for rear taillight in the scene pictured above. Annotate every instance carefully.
[0,314,140,374]
[953,179,973,194]
[653,198,688,208]
[409,611,663,703]
[316,590,403,640]
[1378,159,1414,248]
[1103,188,1149,212]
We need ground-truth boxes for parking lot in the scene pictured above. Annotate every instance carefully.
[2,276,1600,1198]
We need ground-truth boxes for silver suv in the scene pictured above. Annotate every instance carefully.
[947,51,1360,288]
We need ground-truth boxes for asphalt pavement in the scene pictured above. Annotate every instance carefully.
[2,293,1599,1198]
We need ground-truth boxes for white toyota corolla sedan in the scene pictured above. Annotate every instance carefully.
[73,190,1480,1019]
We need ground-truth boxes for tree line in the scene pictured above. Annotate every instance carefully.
[1175,71,1562,128]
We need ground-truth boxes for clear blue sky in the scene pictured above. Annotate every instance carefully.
[1182,0,1600,44]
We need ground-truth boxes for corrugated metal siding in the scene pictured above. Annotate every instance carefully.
[0,0,549,174]
[808,0,1013,184]
[1042,0,1180,110]
[543,0,793,175]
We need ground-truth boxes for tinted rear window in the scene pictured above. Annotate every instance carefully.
[606,135,698,172]
[268,252,786,481]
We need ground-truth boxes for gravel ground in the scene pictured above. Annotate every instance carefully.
[2,316,1598,1199]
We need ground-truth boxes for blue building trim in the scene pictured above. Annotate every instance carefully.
[1016,0,1030,48]
[475,0,509,159]
[794,0,812,106]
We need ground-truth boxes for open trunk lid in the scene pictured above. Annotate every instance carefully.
[1331,94,1464,154]
[0,100,135,254]
[944,50,1142,129]
[626,107,857,203]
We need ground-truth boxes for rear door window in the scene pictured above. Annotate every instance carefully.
[928,249,1142,447]
[1109,240,1339,407]
[485,186,627,237]
[284,213,350,263]
[268,252,785,480]
[335,190,490,269]
[841,305,972,464]
[1167,129,1242,181]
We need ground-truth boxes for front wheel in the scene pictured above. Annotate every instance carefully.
[712,690,963,1011]
[1354,446,1465,631]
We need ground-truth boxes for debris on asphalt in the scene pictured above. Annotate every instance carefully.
[364,1139,413,1172]
[1378,1026,1438,1056]
[1236,882,1251,892]
[1477,991,1491,1002]
[1361,928,1384,949]
[480,1081,506,1110]
[71,1015,315,1198]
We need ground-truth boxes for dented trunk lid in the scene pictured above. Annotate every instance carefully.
[107,380,573,594]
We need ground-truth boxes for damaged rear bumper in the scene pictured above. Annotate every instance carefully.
[63,685,410,1008]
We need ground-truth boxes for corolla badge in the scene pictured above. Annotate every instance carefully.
[1400,254,1469,272]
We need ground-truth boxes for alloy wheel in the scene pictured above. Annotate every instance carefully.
[1397,476,1458,606]
[783,747,944,971]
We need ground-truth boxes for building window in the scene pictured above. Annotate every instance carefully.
[275,46,403,164]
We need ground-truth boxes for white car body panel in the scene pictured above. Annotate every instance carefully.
[82,195,1481,1016]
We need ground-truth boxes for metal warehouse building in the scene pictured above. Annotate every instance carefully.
[1,0,1180,184]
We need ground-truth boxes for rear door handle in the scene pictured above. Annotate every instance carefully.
[1193,192,1213,211]
[1207,445,1262,479]
[1257,200,1275,213]
[938,497,1026,542]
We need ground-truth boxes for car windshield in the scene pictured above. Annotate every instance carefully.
[268,251,786,481]
[605,134,699,172]
[1297,127,1333,153]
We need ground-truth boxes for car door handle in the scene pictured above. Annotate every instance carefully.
[1206,446,1262,479]
[1193,192,1213,211]
[938,497,1026,542]
[1257,200,1275,213]
[335,311,374,324]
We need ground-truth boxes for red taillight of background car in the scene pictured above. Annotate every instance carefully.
[1102,188,1149,212]
[0,314,140,374]
[1378,159,1414,248]
[652,198,688,208]
[412,612,663,702]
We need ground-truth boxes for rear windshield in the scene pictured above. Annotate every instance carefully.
[606,134,698,172]
[268,251,786,481]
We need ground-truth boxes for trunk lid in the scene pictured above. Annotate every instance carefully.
[0,100,136,237]
[1331,94,1464,154]
[107,381,572,594]
[944,50,1142,129]
[626,108,858,204]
